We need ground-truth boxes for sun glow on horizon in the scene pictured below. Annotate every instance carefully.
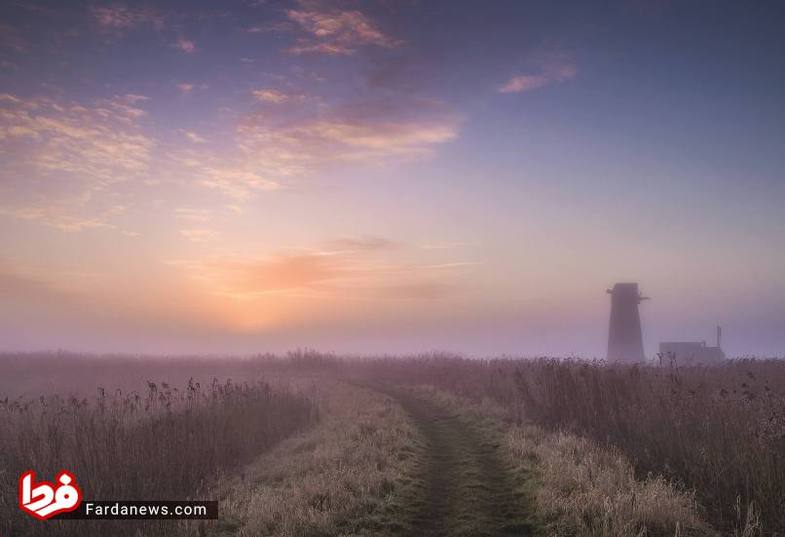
[1,0,784,356]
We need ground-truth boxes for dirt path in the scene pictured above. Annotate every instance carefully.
[386,389,537,537]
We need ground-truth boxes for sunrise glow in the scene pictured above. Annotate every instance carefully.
[1,0,784,355]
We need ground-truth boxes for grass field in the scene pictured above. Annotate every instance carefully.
[1,352,782,536]
[362,356,784,534]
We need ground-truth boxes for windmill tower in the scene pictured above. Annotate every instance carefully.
[607,283,648,363]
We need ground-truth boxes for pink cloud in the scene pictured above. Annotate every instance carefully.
[0,93,152,183]
[91,6,163,33]
[167,97,460,202]
[499,61,577,93]
[328,237,397,253]
[180,228,218,243]
[179,129,206,144]
[175,37,196,54]
[165,97,459,203]
[175,241,468,301]
[251,89,291,104]
[170,150,281,201]
[0,93,153,231]
[286,9,401,55]
[232,99,460,188]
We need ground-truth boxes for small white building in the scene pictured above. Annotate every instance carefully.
[659,341,725,365]
[659,327,726,365]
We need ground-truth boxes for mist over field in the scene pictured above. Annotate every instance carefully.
[2,0,785,536]
[2,352,785,537]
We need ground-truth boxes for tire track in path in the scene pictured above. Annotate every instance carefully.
[387,388,537,537]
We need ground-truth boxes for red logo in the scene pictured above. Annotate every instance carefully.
[19,470,83,520]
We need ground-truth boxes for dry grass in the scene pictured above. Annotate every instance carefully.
[0,376,316,537]
[208,381,418,537]
[510,360,783,536]
[407,386,711,537]
[0,350,338,398]
[506,427,709,537]
[361,355,785,535]
[3,352,783,535]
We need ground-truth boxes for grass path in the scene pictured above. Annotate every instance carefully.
[202,381,539,536]
[203,380,420,537]
[384,387,538,537]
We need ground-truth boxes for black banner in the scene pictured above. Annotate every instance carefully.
[54,500,218,520]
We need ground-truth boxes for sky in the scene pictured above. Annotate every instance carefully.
[1,0,784,357]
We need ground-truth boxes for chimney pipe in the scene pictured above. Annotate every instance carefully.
[717,325,722,348]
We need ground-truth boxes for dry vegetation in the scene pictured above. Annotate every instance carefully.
[209,381,419,536]
[0,370,316,537]
[1,352,783,536]
[409,386,711,537]
[364,356,785,535]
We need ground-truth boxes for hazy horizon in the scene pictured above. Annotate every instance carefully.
[2,0,784,357]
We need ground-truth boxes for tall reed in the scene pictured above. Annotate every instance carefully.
[0,378,316,537]
[361,355,785,534]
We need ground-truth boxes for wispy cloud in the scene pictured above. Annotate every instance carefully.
[499,61,577,93]
[245,21,292,35]
[252,89,297,104]
[328,236,397,253]
[179,129,206,143]
[173,253,340,299]
[175,37,196,53]
[0,93,152,231]
[234,97,460,184]
[0,258,227,336]
[286,8,401,55]
[0,260,74,302]
[172,238,472,302]
[199,168,281,200]
[180,228,218,243]
[177,83,195,93]
[0,193,126,232]
[169,149,281,201]
[0,93,152,185]
[164,96,458,202]
[91,6,164,34]
[226,254,338,294]
[175,207,212,223]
